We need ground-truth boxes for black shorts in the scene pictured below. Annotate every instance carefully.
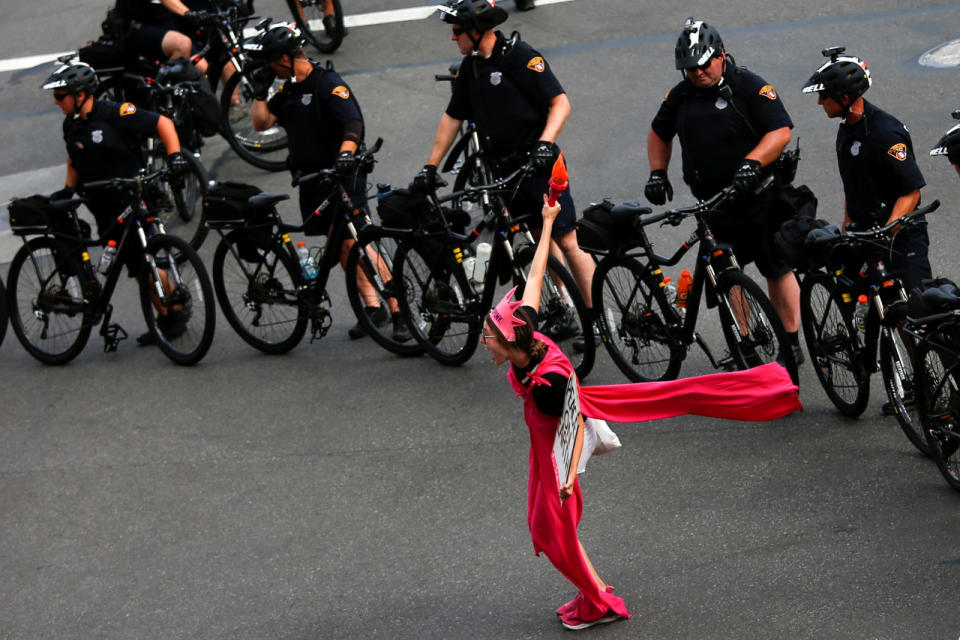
[297,171,369,238]
[709,189,792,279]
[842,221,931,294]
[493,168,577,237]
[125,23,170,60]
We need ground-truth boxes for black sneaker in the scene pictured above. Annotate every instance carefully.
[391,313,411,343]
[349,306,389,340]
[516,0,536,10]
[541,316,580,341]
[138,312,187,345]
[323,13,346,37]
[572,325,601,353]
[777,344,805,368]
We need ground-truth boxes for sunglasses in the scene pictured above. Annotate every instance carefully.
[688,55,717,73]
[53,92,70,102]
[452,26,465,36]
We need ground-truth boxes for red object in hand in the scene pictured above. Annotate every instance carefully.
[547,152,568,206]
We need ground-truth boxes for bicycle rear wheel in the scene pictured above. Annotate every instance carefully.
[213,230,307,354]
[138,234,215,365]
[288,0,345,54]
[515,248,595,380]
[880,326,930,456]
[396,238,480,366]
[800,271,870,416]
[916,343,960,490]
[594,255,683,382]
[6,237,92,365]
[345,227,424,357]
[219,71,288,172]
[0,275,7,349]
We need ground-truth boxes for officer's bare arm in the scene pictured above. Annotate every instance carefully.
[156,115,182,155]
[160,0,191,16]
[539,93,570,143]
[745,126,791,166]
[251,100,278,132]
[885,189,922,227]
[647,129,672,172]
[427,113,463,167]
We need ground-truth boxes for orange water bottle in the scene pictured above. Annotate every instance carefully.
[676,269,693,309]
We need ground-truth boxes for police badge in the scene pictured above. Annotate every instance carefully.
[490,71,502,86]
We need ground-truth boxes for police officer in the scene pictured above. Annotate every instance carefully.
[113,0,208,73]
[645,17,803,365]
[414,0,594,342]
[930,111,960,178]
[242,21,409,342]
[801,47,931,293]
[42,61,191,343]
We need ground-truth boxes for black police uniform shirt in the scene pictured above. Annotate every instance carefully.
[651,63,793,200]
[835,100,925,225]
[446,31,564,162]
[267,63,364,173]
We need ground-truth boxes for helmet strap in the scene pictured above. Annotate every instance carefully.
[73,90,92,119]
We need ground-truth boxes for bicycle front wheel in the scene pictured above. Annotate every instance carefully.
[153,151,209,250]
[594,256,682,382]
[515,248,595,380]
[880,325,930,456]
[213,231,307,354]
[138,235,216,365]
[0,275,8,349]
[219,71,289,172]
[716,269,796,382]
[345,228,424,357]
[288,0,344,54]
[7,237,92,364]
[396,238,480,366]
[800,271,870,416]
[916,343,960,490]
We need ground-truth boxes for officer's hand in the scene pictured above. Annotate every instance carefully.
[182,10,204,26]
[531,140,559,174]
[644,169,673,206]
[50,186,75,202]
[335,150,358,176]
[250,67,276,102]
[732,158,763,195]
[409,164,447,194]
[166,151,190,178]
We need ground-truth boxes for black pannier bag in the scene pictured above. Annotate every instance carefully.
[8,195,54,235]
[577,199,648,253]
[203,182,272,261]
[377,189,430,229]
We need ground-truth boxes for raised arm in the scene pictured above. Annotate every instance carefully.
[520,196,561,312]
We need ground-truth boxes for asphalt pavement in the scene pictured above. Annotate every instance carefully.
[3,1,960,639]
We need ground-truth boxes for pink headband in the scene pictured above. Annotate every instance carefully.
[488,286,526,342]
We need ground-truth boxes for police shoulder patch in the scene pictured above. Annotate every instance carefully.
[887,142,908,161]
[526,56,545,73]
[119,102,137,116]
[758,85,778,101]
[332,85,350,99]
[663,90,670,102]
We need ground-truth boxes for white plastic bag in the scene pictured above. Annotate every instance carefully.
[577,417,622,474]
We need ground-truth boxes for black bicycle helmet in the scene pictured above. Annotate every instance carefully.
[241,21,304,61]
[41,61,99,94]
[801,47,871,101]
[930,110,960,161]
[437,0,508,33]
[674,17,724,70]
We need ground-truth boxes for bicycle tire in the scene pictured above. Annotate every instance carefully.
[7,237,92,365]
[219,71,288,172]
[396,238,480,366]
[800,272,870,417]
[514,247,595,380]
[0,275,8,349]
[138,234,216,365]
[879,325,931,456]
[344,228,424,357]
[594,255,683,382]
[152,151,209,251]
[915,343,960,490]
[288,0,345,54]
[213,230,307,354]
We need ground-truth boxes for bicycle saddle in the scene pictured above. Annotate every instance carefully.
[246,192,289,212]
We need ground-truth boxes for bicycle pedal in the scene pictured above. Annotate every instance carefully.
[310,308,332,343]
[101,323,128,353]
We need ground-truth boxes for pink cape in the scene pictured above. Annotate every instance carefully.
[507,333,800,622]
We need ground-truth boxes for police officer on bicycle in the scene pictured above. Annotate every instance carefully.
[801,47,932,293]
[112,0,209,72]
[645,17,803,365]
[42,60,191,343]
[241,21,409,342]
[412,0,595,342]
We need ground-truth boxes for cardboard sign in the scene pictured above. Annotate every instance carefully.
[553,372,580,495]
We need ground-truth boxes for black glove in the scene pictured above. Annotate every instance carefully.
[250,66,276,101]
[335,150,358,176]
[166,151,190,178]
[732,158,763,194]
[644,169,673,206]
[51,186,75,201]
[409,164,446,194]
[531,140,559,174]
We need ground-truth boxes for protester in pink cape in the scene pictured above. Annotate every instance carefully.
[482,196,801,631]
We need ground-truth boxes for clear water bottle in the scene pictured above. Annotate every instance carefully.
[98,240,117,274]
[472,242,491,285]
[853,294,868,345]
[296,241,318,280]
[662,276,676,304]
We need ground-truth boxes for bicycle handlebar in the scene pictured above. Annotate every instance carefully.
[82,168,169,191]
[292,138,384,187]
[806,199,941,247]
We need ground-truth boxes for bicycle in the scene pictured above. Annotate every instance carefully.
[208,139,409,353]
[5,170,216,365]
[576,181,797,383]
[800,200,940,454]
[0,274,7,349]
[287,0,345,54]
[902,281,960,490]
[388,160,595,378]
